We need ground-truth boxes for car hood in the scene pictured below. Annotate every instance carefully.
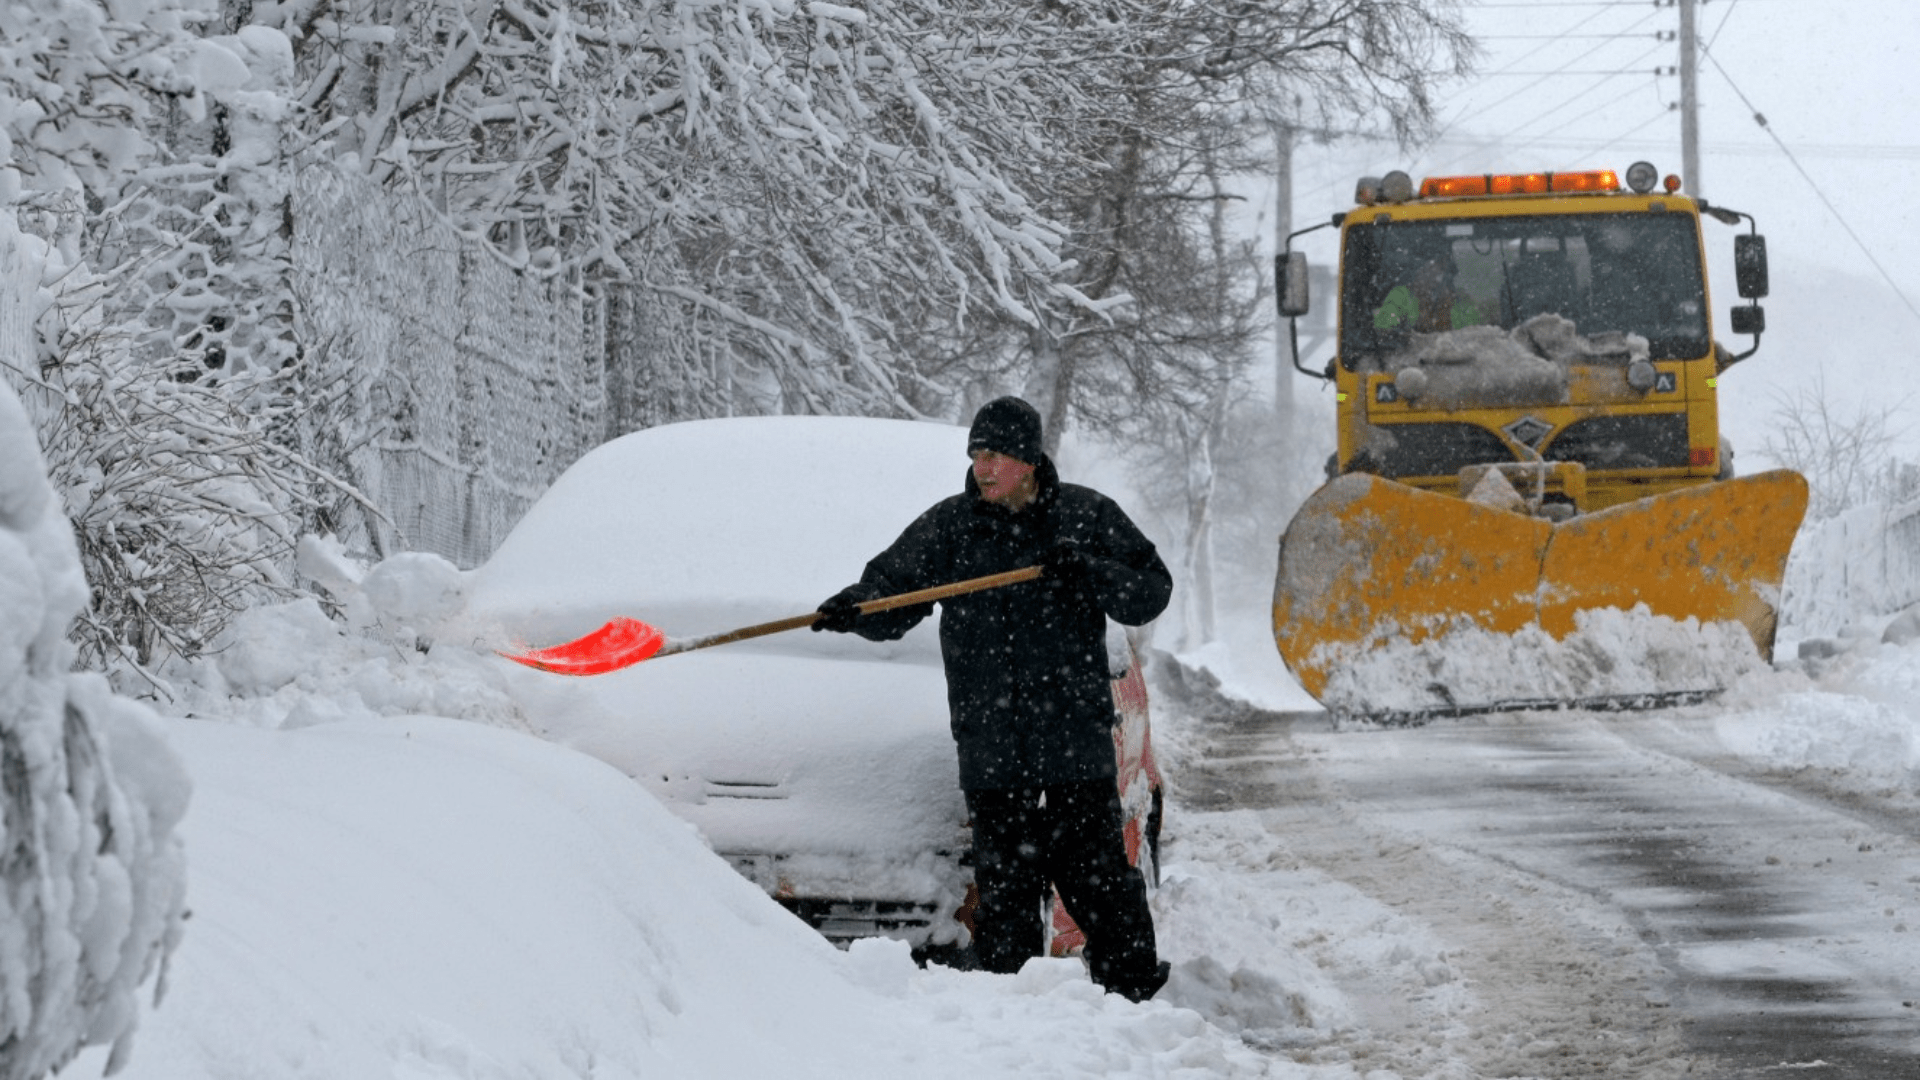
[492,647,966,861]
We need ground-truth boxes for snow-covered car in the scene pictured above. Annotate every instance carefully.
[462,416,1164,960]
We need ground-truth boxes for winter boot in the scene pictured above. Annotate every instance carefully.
[1105,959,1171,1004]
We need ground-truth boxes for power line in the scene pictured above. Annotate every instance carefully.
[1476,0,1793,4]
[1482,68,1677,75]
[1439,133,1920,158]
[1701,49,1920,326]
[1321,102,1920,159]
[1479,33,1677,40]
[1418,4,1665,175]
[1587,108,1680,159]
[1421,36,1667,176]
[1703,0,1741,49]
[1430,134,1920,160]
[1422,3,1624,149]
[1502,87,1657,163]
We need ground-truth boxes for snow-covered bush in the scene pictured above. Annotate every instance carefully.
[2,5,352,674]
[1767,378,1920,642]
[0,298,191,1078]
[10,258,344,675]
[1762,377,1920,521]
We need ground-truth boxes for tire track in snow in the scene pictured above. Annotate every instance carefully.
[1158,665,1920,1078]
[1160,679,1700,1079]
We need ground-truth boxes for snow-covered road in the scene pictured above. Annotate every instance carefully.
[1159,670,1920,1078]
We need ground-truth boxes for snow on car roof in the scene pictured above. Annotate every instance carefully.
[467,415,969,653]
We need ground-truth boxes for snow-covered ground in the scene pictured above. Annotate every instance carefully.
[5,411,1905,1077]
[54,548,1297,1078]
[50,543,1918,1080]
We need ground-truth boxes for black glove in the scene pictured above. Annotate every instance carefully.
[812,589,863,633]
[1038,538,1092,587]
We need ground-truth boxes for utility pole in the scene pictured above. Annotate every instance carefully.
[1273,121,1295,417]
[1679,0,1701,197]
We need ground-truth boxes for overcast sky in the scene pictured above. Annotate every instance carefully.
[1286,0,1920,310]
[1256,0,1920,461]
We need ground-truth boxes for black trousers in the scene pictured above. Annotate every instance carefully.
[963,779,1159,993]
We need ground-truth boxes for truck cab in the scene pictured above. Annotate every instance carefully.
[1280,164,1769,515]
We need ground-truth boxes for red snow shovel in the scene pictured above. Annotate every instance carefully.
[500,566,1044,676]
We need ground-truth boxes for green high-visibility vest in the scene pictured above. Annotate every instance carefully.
[1373,286,1485,331]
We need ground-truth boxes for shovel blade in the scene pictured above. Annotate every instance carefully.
[501,617,666,675]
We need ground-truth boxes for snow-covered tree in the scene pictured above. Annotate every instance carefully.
[244,0,1118,420]
[1,0,204,202]
[983,0,1473,637]
[979,0,1476,446]
[4,0,299,378]
[2,0,1476,670]
[3,4,355,671]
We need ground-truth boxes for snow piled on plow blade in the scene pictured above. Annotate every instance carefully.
[1310,606,1766,722]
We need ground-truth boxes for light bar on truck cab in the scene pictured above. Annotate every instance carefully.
[1418,169,1621,199]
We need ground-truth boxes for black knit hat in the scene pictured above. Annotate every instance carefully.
[967,396,1044,466]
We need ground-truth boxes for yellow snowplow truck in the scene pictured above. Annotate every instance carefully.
[1273,164,1807,721]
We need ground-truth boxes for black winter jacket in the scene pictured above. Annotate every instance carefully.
[837,456,1171,790]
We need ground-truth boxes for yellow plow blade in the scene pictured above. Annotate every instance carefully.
[1537,470,1809,657]
[1272,470,1808,718]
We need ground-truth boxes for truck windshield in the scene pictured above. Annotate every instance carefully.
[1338,212,1709,368]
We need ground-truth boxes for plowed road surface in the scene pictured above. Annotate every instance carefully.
[1169,681,1920,1078]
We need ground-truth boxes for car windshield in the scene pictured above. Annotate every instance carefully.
[1338,212,1709,367]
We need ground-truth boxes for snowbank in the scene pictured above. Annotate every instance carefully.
[66,554,1307,1079]
[1715,641,1920,789]
[1780,497,1920,640]
[85,712,1284,1079]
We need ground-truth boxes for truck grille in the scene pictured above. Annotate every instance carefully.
[1370,421,1515,478]
[1368,412,1691,480]
[1545,413,1690,469]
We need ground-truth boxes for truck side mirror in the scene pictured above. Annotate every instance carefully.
[1730,303,1765,335]
[1734,234,1768,299]
[1277,251,1311,317]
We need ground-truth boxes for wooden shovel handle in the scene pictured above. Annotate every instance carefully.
[656,565,1044,658]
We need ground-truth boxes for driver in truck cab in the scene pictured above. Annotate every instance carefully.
[1373,252,1488,333]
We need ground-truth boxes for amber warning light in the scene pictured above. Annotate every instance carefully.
[1419,170,1621,199]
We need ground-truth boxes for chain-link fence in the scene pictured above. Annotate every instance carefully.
[292,170,605,567]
